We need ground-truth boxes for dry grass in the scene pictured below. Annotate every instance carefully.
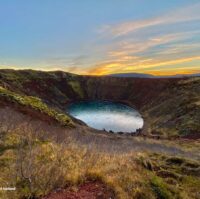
[0,124,154,199]
[1,120,200,199]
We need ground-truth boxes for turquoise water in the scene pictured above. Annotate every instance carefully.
[68,101,143,133]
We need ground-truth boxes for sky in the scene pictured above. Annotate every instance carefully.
[0,0,200,76]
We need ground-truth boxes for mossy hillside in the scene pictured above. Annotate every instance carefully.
[0,86,74,127]
[0,69,76,82]
[0,70,86,108]
[138,153,200,199]
[143,77,200,137]
[0,70,55,91]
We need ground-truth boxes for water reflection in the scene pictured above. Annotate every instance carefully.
[68,101,143,133]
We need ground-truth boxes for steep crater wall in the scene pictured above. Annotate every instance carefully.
[80,76,178,109]
[0,70,200,138]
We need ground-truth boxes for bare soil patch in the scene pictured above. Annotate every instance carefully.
[42,181,115,199]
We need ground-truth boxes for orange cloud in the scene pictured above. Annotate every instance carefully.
[86,56,200,76]
[88,62,122,75]
[149,68,200,76]
[125,56,200,71]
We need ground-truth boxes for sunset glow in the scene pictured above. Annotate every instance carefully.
[0,1,200,75]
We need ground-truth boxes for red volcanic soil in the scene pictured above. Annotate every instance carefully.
[42,181,115,199]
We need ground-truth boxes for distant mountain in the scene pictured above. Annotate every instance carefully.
[108,72,200,78]
[107,73,154,78]
[190,73,200,77]
[158,73,200,78]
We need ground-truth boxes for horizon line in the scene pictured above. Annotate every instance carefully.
[0,67,200,77]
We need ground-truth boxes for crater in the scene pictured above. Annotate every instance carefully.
[68,100,144,133]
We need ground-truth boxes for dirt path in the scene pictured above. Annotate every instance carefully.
[69,125,200,160]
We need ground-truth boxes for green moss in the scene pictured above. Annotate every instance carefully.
[143,77,200,137]
[150,176,173,199]
[0,86,74,127]
[140,153,200,199]
[181,176,200,199]
[68,81,84,98]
